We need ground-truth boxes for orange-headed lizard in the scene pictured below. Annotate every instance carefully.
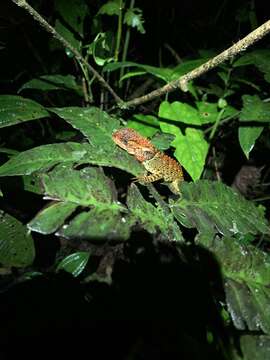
[112,128,184,194]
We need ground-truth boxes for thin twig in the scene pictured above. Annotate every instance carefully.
[11,0,123,104]
[122,19,270,108]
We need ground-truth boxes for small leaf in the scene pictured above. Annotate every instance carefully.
[19,74,82,95]
[160,122,209,180]
[240,95,270,122]
[98,1,120,16]
[238,126,263,159]
[56,252,90,277]
[28,202,78,234]
[0,95,49,128]
[0,211,35,267]
[124,8,145,34]
[151,132,175,150]
[0,142,89,176]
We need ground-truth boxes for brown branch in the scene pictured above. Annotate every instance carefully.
[11,0,123,105]
[122,19,270,108]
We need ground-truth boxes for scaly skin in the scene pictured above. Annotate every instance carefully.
[112,128,184,194]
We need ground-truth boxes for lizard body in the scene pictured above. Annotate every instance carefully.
[112,128,184,194]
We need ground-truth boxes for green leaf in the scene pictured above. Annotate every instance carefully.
[160,122,208,180]
[49,107,143,176]
[238,126,263,159]
[56,251,90,277]
[40,165,119,207]
[98,0,120,16]
[0,142,89,176]
[86,32,114,66]
[159,101,201,125]
[151,132,175,151]
[0,211,35,267]
[124,8,145,34]
[240,95,270,122]
[127,114,159,137]
[171,180,269,236]
[238,335,270,360]
[57,208,134,242]
[104,61,174,82]
[127,184,183,241]
[19,75,82,95]
[234,49,270,83]
[28,202,78,234]
[196,101,219,123]
[198,233,270,334]
[0,95,49,128]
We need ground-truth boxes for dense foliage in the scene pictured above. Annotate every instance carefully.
[1,1,270,359]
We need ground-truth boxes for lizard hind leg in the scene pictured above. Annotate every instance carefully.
[132,173,163,184]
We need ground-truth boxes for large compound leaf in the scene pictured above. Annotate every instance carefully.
[0,211,35,267]
[171,180,269,236]
[0,142,89,176]
[198,233,270,334]
[0,95,49,128]
[50,107,142,176]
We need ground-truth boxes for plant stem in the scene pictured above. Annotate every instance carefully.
[11,0,123,104]
[120,0,135,87]
[122,18,270,108]
[209,108,226,140]
[114,0,123,62]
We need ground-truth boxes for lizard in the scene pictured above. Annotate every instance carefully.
[112,127,184,194]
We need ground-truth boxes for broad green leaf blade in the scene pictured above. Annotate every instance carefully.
[57,208,134,242]
[0,211,35,267]
[40,165,119,207]
[234,49,270,83]
[160,123,208,180]
[127,184,183,241]
[239,335,270,360]
[0,95,49,128]
[127,114,159,137]
[28,202,78,234]
[159,101,202,125]
[56,251,90,277]
[19,75,82,95]
[0,142,88,176]
[151,132,175,151]
[49,107,143,176]
[171,181,269,236]
[238,126,263,159]
[225,278,270,333]
[240,95,270,122]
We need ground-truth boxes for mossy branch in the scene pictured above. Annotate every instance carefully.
[122,19,270,108]
[11,0,123,105]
